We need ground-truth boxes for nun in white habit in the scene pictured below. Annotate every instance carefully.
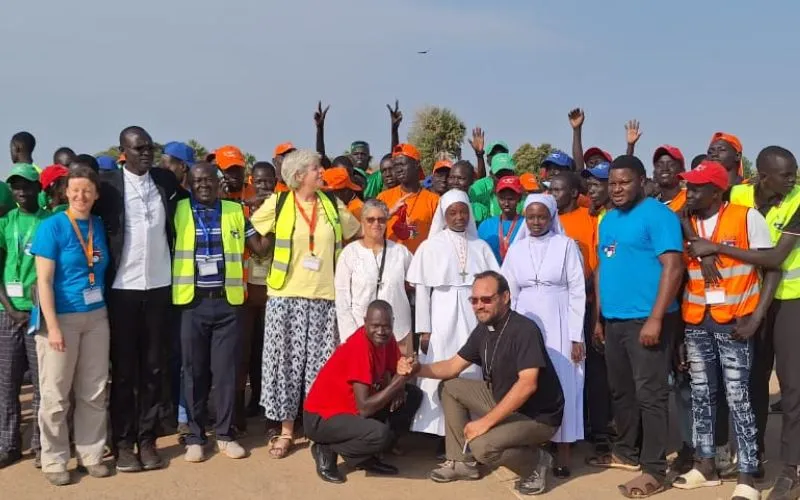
[407,189,500,436]
[501,193,585,476]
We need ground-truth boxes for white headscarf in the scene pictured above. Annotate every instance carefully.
[513,193,564,242]
[429,189,478,239]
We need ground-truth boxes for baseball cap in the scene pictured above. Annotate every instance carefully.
[679,160,729,191]
[96,155,118,171]
[322,167,362,191]
[519,172,540,192]
[7,163,40,183]
[40,164,69,190]
[214,145,246,170]
[486,141,510,156]
[542,150,574,170]
[495,175,523,194]
[433,159,453,172]
[489,153,516,175]
[163,141,196,166]
[350,141,370,153]
[581,162,611,180]
[653,145,685,170]
[584,147,613,163]
[274,142,296,157]
[709,132,742,153]
[391,143,421,162]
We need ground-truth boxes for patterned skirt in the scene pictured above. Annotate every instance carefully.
[260,297,338,421]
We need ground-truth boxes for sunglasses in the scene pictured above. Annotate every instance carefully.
[468,293,498,305]
[364,217,388,225]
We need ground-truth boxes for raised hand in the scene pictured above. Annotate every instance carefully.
[387,100,403,128]
[568,108,585,129]
[468,127,485,153]
[314,101,330,128]
[625,119,642,145]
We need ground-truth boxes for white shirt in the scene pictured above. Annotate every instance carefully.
[697,207,774,250]
[334,240,413,343]
[112,168,172,290]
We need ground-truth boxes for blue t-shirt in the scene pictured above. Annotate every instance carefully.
[598,197,682,320]
[478,215,524,263]
[30,212,110,314]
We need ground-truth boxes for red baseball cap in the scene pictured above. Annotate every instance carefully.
[40,164,69,190]
[679,160,729,191]
[495,175,523,195]
[584,147,612,163]
[653,145,685,170]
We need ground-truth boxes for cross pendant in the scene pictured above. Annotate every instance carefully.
[459,271,468,282]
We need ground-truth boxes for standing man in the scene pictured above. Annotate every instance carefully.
[581,162,613,221]
[161,141,195,191]
[652,145,686,211]
[431,160,452,196]
[273,142,296,193]
[94,126,183,473]
[52,147,76,168]
[213,145,254,202]
[322,167,363,220]
[707,132,744,189]
[477,176,524,263]
[9,132,38,171]
[590,155,684,498]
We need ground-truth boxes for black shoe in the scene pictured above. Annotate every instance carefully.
[553,466,570,478]
[357,457,399,476]
[311,443,345,484]
[435,437,446,461]
[115,447,143,473]
[139,443,164,471]
[33,450,41,469]
[0,450,21,469]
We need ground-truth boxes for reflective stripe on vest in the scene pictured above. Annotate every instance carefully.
[267,191,343,290]
[730,184,800,300]
[682,204,761,324]
[172,199,246,306]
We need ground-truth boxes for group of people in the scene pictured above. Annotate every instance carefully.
[0,102,797,500]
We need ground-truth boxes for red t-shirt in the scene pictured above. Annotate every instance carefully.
[304,327,400,419]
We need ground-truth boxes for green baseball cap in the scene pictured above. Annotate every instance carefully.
[350,141,370,153]
[490,153,516,175]
[7,163,40,183]
[486,140,510,156]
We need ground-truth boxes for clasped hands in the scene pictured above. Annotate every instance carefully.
[396,356,420,376]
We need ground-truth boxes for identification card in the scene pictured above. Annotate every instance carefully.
[198,260,218,277]
[302,255,322,272]
[5,282,23,298]
[83,287,103,305]
[704,287,727,305]
[251,263,268,278]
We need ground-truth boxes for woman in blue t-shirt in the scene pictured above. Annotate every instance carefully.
[31,166,111,486]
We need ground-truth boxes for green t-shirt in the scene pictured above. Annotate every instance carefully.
[38,191,49,210]
[0,182,14,215]
[52,204,67,214]
[0,208,51,311]
[472,201,490,225]
[468,177,495,207]
[364,171,384,199]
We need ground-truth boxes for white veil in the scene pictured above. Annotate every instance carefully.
[513,193,565,242]
[428,189,478,239]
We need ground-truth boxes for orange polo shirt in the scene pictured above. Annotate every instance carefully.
[663,189,687,213]
[559,206,598,276]
[377,186,440,254]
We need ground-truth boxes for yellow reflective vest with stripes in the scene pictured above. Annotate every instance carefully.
[172,199,246,306]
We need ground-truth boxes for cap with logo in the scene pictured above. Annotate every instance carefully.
[679,160,729,191]
[581,162,611,180]
[214,145,246,170]
[495,175,523,194]
[542,150,575,170]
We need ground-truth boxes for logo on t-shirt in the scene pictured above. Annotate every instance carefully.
[603,242,616,258]
[231,229,241,239]
[92,249,102,263]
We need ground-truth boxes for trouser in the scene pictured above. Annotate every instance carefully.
[671,371,693,447]
[235,284,266,428]
[441,378,556,471]
[584,309,612,441]
[604,313,678,482]
[108,287,172,450]
[685,324,758,474]
[180,293,241,445]
[0,312,39,454]
[170,307,188,425]
[37,308,109,473]
[303,384,423,467]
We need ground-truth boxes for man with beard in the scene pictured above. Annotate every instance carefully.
[652,145,686,212]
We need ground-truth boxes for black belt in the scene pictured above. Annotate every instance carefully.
[195,287,226,299]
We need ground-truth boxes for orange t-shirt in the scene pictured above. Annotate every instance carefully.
[222,183,256,203]
[559,206,598,276]
[377,186,440,254]
[663,189,687,213]
[275,181,289,193]
[347,197,364,221]
[577,194,591,209]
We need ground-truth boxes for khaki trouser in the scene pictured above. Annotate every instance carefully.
[442,378,556,474]
[36,308,110,473]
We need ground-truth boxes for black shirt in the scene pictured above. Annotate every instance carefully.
[458,310,564,427]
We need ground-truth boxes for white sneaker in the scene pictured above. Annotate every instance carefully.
[184,444,205,463]
[217,440,246,459]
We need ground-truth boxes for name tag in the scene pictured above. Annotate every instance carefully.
[302,255,322,272]
[198,260,218,277]
[251,264,268,278]
[705,287,727,305]
[83,287,103,305]
[5,282,23,298]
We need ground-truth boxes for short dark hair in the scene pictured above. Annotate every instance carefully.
[366,299,393,317]
[11,131,36,153]
[332,155,354,170]
[70,154,99,173]
[473,271,510,296]
[550,170,581,191]
[757,145,797,172]
[452,160,475,173]
[610,155,646,177]
[68,165,101,192]
[119,125,149,146]
[53,146,76,164]
[252,161,276,176]
[690,154,707,170]
[380,153,393,164]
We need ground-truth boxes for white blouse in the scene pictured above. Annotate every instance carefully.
[334,239,413,342]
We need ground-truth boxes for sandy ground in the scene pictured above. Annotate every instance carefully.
[0,376,785,500]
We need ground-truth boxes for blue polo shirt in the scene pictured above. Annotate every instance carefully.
[597,197,682,320]
[478,215,523,263]
[191,198,254,288]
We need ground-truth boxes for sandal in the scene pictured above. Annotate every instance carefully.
[617,473,666,498]
[730,483,760,500]
[586,453,642,471]
[268,434,293,459]
[672,468,721,490]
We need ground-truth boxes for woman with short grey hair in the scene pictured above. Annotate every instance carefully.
[250,149,360,459]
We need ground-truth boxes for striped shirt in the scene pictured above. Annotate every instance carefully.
[192,198,254,288]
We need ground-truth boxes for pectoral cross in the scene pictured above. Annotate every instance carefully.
[459,271,469,282]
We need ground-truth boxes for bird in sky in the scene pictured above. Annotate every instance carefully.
[417,49,429,54]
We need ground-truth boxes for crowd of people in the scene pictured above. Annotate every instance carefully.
[0,103,798,500]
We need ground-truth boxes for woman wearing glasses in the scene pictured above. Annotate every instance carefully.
[334,199,413,352]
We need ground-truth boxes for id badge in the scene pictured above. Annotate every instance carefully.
[83,287,103,305]
[704,287,727,305]
[5,282,23,298]
[302,255,322,272]
[198,260,218,277]
[251,264,268,278]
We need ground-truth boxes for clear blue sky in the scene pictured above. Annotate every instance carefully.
[2,0,798,175]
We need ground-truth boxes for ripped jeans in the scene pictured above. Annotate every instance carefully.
[685,324,759,474]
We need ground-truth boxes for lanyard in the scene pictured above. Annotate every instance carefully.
[696,203,728,240]
[295,195,319,254]
[66,210,95,287]
[375,238,388,299]
[497,215,520,259]
[11,211,40,278]
[192,203,213,257]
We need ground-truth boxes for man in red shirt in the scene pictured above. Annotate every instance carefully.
[303,301,422,484]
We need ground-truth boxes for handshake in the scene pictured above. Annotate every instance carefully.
[397,355,421,377]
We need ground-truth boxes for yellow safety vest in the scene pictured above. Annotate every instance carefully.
[172,199,246,305]
[730,184,800,299]
[268,191,342,290]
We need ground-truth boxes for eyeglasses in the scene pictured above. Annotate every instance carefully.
[364,217,388,225]
[469,293,498,305]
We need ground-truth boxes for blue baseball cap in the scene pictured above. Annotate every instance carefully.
[581,162,611,180]
[422,174,433,189]
[163,141,196,166]
[542,150,574,170]
[96,155,117,171]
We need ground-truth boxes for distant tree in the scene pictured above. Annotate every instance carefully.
[407,106,467,174]
[188,139,208,162]
[742,155,755,180]
[513,143,554,174]
[94,146,122,159]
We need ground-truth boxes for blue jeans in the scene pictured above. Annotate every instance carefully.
[670,371,693,447]
[685,324,758,474]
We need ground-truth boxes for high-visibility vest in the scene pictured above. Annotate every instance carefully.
[172,199,246,305]
[683,204,760,324]
[730,184,800,299]
[267,191,342,290]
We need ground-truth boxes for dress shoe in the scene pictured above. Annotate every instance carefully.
[139,443,164,470]
[115,447,142,473]
[357,457,399,476]
[311,443,345,484]
[0,450,21,469]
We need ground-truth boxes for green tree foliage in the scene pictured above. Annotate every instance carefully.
[407,106,467,175]
[742,155,755,180]
[513,143,554,174]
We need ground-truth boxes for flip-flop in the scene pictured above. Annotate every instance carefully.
[618,474,666,498]
[672,468,722,490]
[730,483,760,500]
[586,453,641,471]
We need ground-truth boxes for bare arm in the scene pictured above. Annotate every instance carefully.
[0,249,17,314]
[388,100,402,151]
[693,233,798,269]
[651,252,685,320]
[753,267,781,321]
[314,101,329,165]
[35,256,64,351]
[416,355,472,380]
[245,233,274,258]
[468,128,486,179]
[480,368,539,428]
[625,120,641,156]
[568,108,586,170]
[353,375,409,418]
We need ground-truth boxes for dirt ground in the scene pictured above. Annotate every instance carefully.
[0,377,785,500]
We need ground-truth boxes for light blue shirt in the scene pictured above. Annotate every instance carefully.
[478,215,524,263]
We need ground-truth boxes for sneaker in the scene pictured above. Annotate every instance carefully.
[184,444,205,463]
[139,443,164,471]
[429,460,480,483]
[0,450,22,469]
[217,440,246,459]
[115,447,142,473]
[44,471,71,486]
[516,448,552,495]
[85,463,111,478]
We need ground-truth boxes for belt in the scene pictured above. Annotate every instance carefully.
[195,287,226,299]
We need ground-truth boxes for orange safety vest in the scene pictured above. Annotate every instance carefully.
[682,204,760,324]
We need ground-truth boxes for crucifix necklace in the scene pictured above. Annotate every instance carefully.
[483,312,511,391]
[527,237,551,285]
[448,230,469,282]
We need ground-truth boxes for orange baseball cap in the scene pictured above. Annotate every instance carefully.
[519,172,540,192]
[391,143,421,162]
[274,142,295,157]
[433,159,453,172]
[322,167,362,191]
[214,145,246,170]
